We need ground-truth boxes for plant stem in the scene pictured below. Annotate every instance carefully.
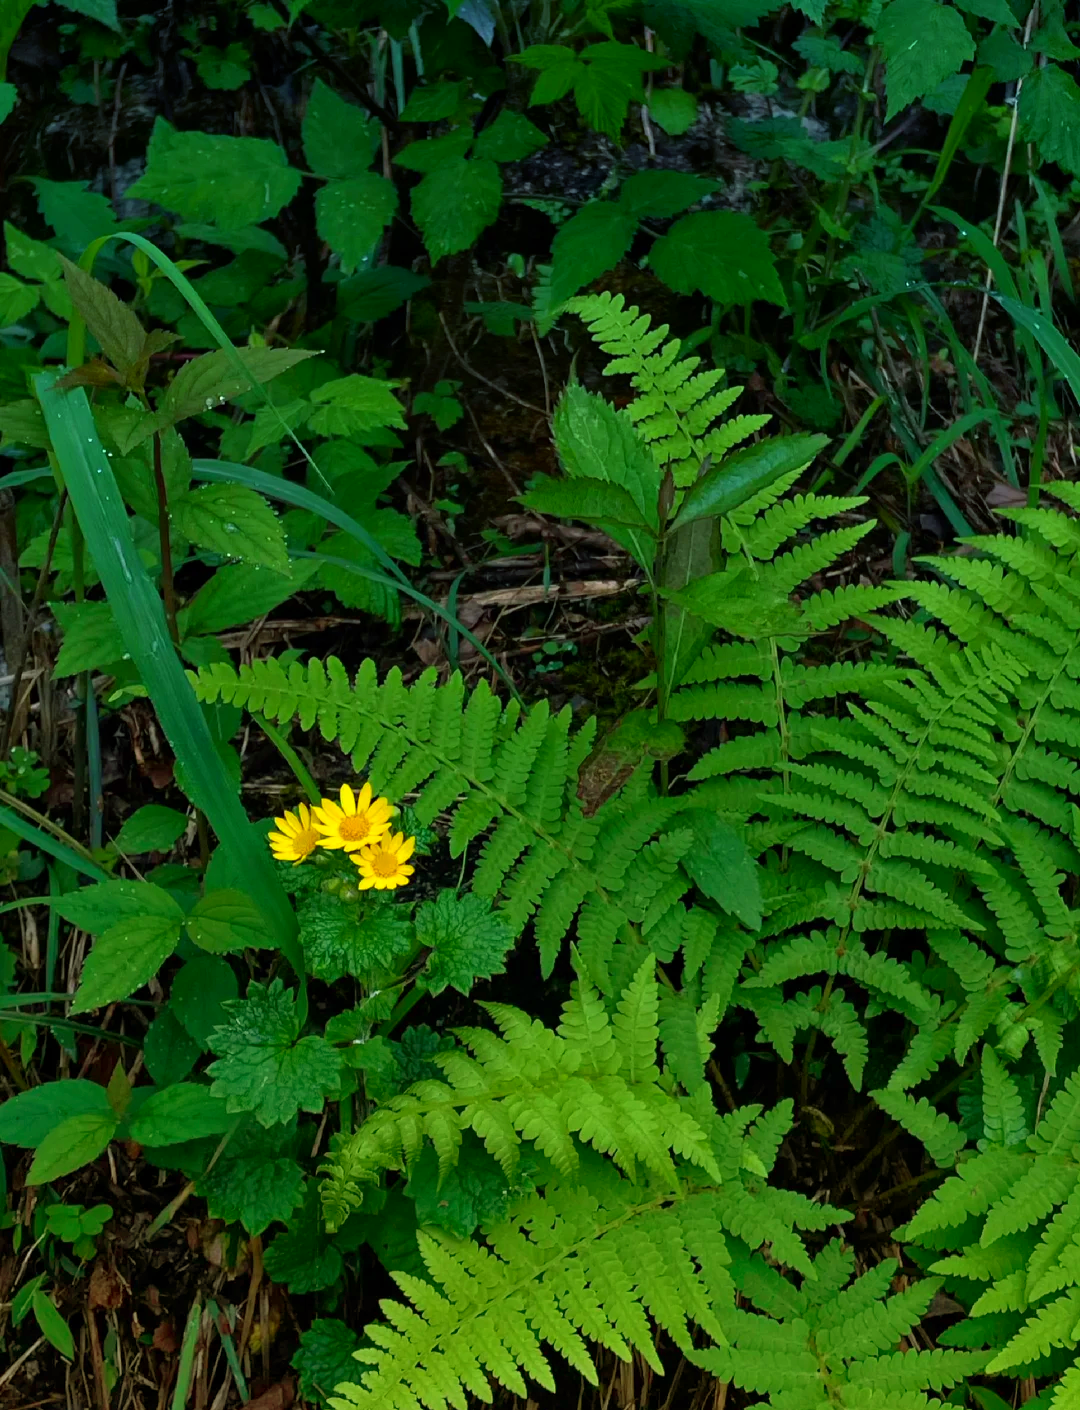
[1,491,68,758]
[152,431,180,648]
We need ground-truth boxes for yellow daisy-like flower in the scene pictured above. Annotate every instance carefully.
[315,782,394,853]
[354,831,416,891]
[268,803,321,865]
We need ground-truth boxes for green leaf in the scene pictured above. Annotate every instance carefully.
[263,1187,343,1292]
[293,1320,362,1408]
[404,1136,519,1238]
[647,88,698,136]
[26,1111,118,1184]
[192,42,250,90]
[571,42,666,140]
[126,119,303,226]
[618,170,716,219]
[31,178,119,254]
[682,812,763,929]
[518,474,655,534]
[298,893,415,983]
[128,1082,235,1146]
[55,878,182,933]
[0,1079,112,1147]
[51,600,126,676]
[399,80,469,121]
[4,223,67,315]
[306,374,407,439]
[172,483,289,575]
[875,0,976,121]
[179,561,316,638]
[143,1008,201,1087]
[72,911,185,1013]
[156,346,317,430]
[393,130,473,174]
[672,433,828,530]
[0,273,39,324]
[303,78,379,178]
[548,201,639,305]
[170,954,239,1048]
[187,888,275,954]
[553,383,659,525]
[196,1118,305,1233]
[471,110,549,162]
[57,0,120,29]
[416,890,515,996]
[316,174,398,274]
[1019,64,1080,177]
[31,1290,75,1360]
[58,256,147,379]
[410,156,502,263]
[207,979,342,1127]
[650,210,786,307]
[0,84,16,125]
[337,267,430,322]
[114,805,189,854]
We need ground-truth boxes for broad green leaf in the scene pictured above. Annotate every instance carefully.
[0,84,16,124]
[172,483,289,574]
[416,890,514,996]
[672,433,829,530]
[57,0,120,29]
[207,978,342,1127]
[58,256,146,379]
[650,210,786,307]
[143,1008,200,1087]
[298,892,415,983]
[193,42,251,90]
[196,1118,304,1233]
[1019,64,1080,177]
[0,1078,111,1147]
[0,273,39,324]
[471,110,549,162]
[302,78,379,178]
[393,130,473,174]
[548,201,638,305]
[170,953,239,1048]
[31,1290,75,1359]
[245,398,312,457]
[128,1082,235,1145]
[31,178,118,254]
[0,400,48,450]
[554,383,659,521]
[875,0,976,121]
[410,156,502,263]
[617,169,716,219]
[263,1187,342,1292]
[399,80,469,121]
[337,266,430,322]
[306,374,407,438]
[157,346,317,430]
[179,561,317,638]
[647,88,698,136]
[293,1319,361,1406]
[4,222,67,315]
[114,805,189,854]
[126,119,303,226]
[682,812,763,930]
[519,473,656,535]
[51,599,126,676]
[55,878,182,933]
[71,912,185,1012]
[26,1111,117,1184]
[316,175,398,274]
[187,888,274,954]
[405,1138,517,1238]
[954,0,1016,23]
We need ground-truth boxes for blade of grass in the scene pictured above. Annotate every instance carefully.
[171,1298,203,1410]
[995,294,1080,403]
[0,799,107,880]
[909,67,993,228]
[33,371,302,976]
[1032,175,1074,303]
[253,714,320,805]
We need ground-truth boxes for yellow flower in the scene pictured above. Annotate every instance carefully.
[315,782,394,853]
[354,831,416,891]
[268,803,321,865]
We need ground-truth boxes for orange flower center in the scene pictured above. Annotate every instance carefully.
[371,849,399,877]
[339,814,372,842]
[296,828,320,853]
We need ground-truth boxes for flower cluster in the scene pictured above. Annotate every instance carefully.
[268,783,416,891]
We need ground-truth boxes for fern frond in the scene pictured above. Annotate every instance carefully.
[870,1089,967,1167]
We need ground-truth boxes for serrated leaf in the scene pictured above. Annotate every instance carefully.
[547,201,638,305]
[302,77,379,179]
[298,892,415,983]
[114,805,188,854]
[4,222,68,315]
[683,812,763,929]
[416,890,514,996]
[650,210,786,307]
[1019,64,1080,177]
[306,373,406,439]
[410,156,502,263]
[58,256,147,379]
[196,1118,305,1233]
[404,1136,519,1238]
[0,273,40,324]
[126,119,302,226]
[207,978,342,1127]
[55,879,182,933]
[143,1008,200,1087]
[51,599,126,676]
[0,1079,112,1147]
[72,912,185,1013]
[57,0,119,29]
[647,88,698,136]
[186,888,275,954]
[876,0,976,120]
[26,1111,118,1184]
[179,561,316,638]
[128,1082,235,1146]
[170,953,239,1048]
[31,177,119,254]
[154,346,317,433]
[618,170,715,218]
[472,110,549,162]
[315,174,398,274]
[518,474,655,534]
[292,1320,361,1408]
[263,1186,343,1292]
[172,483,289,574]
